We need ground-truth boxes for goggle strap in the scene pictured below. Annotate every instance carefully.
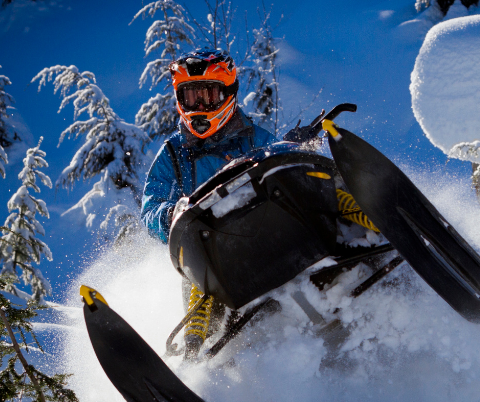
[224,80,239,97]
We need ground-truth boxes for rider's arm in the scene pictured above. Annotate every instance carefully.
[141,143,183,244]
[253,125,278,147]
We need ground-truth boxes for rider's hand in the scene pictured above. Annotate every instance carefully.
[283,124,316,142]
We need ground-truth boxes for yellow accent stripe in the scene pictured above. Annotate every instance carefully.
[307,172,331,180]
[80,285,109,307]
[322,119,340,137]
[179,246,184,268]
[336,189,380,232]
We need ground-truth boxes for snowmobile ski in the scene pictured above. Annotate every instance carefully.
[325,123,480,323]
[80,285,205,402]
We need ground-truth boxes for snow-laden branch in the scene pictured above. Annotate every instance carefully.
[32,65,149,196]
[32,65,95,100]
[139,59,173,89]
[144,17,194,57]
[131,0,194,88]
[135,92,178,141]
[0,66,16,172]
[242,7,281,134]
[0,144,7,179]
[184,0,235,52]
[131,0,194,138]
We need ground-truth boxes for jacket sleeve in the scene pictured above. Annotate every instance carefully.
[253,125,278,148]
[141,142,183,243]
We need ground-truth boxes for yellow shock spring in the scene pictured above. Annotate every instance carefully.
[336,189,380,232]
[184,284,214,341]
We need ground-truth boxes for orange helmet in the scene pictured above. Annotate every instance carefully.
[169,49,239,139]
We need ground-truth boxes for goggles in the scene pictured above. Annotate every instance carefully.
[176,81,235,112]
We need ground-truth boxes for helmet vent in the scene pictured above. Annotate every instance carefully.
[186,59,210,77]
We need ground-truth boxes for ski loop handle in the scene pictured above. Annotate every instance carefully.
[322,103,357,123]
[312,103,357,137]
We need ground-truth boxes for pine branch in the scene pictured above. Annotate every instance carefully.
[0,308,46,402]
[0,226,37,247]
[283,88,324,129]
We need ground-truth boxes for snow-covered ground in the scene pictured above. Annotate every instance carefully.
[4,0,480,401]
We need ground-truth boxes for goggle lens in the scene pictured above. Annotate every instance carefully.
[178,82,227,112]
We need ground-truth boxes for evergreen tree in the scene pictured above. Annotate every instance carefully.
[185,0,236,52]
[131,0,195,140]
[32,66,149,199]
[0,277,78,402]
[0,137,52,301]
[0,142,7,179]
[0,66,18,171]
[32,65,149,240]
[243,6,280,134]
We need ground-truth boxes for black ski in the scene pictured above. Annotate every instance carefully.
[326,125,480,323]
[81,286,205,402]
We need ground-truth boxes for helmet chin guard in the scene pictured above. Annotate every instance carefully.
[177,96,237,138]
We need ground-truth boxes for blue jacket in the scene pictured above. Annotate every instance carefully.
[141,108,277,243]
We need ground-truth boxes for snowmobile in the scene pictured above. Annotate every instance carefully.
[80,104,480,402]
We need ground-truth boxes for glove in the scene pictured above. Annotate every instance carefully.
[171,197,190,226]
[283,121,316,142]
[283,109,326,143]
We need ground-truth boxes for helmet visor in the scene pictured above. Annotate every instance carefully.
[177,81,228,112]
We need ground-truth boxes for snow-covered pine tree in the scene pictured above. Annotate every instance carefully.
[131,1,194,140]
[32,65,149,199]
[0,277,78,402]
[0,137,52,301]
[185,0,236,52]
[242,6,280,134]
[31,66,150,239]
[0,68,13,147]
[0,143,7,179]
[0,67,14,177]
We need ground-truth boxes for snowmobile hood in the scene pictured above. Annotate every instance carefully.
[169,142,339,309]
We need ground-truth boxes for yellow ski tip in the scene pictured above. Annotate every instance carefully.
[80,285,109,307]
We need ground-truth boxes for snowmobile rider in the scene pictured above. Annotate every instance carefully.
[141,49,277,243]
